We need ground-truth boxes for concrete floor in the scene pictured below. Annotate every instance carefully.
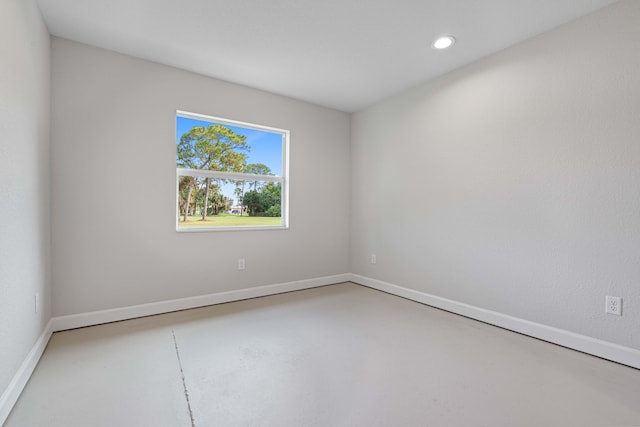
[6,282,640,426]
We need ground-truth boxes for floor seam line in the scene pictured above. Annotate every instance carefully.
[172,328,196,427]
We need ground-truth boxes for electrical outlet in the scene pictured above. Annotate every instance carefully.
[238,258,245,270]
[605,296,622,316]
[370,254,377,264]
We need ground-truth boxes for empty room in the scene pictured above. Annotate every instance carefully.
[1,0,639,426]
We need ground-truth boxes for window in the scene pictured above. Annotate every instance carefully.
[176,111,289,231]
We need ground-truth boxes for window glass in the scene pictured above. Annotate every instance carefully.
[176,111,288,231]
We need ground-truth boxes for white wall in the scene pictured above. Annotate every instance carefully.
[351,0,640,350]
[0,0,51,397]
[51,38,350,316]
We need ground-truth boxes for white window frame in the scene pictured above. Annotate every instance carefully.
[176,110,290,232]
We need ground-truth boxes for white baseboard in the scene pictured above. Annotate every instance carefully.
[52,274,350,332]
[0,319,53,426]
[349,274,640,370]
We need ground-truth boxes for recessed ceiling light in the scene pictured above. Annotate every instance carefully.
[433,36,456,50]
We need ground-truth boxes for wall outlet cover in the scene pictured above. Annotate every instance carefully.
[605,296,622,316]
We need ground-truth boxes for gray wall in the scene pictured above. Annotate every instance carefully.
[51,38,351,316]
[0,0,51,395]
[351,0,640,350]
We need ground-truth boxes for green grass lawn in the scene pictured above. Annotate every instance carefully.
[178,214,281,227]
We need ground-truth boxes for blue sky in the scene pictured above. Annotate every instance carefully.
[176,116,283,176]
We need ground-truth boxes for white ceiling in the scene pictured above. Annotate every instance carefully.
[36,0,617,112]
